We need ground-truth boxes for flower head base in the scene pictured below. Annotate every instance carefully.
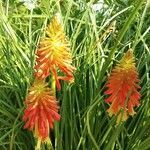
[105,49,141,124]
[34,14,76,90]
[23,79,60,142]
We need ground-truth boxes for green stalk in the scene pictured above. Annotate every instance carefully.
[35,139,41,150]
[51,74,56,94]
[133,0,150,49]
[86,98,102,149]
[47,138,54,150]
[51,74,59,149]
[29,9,34,76]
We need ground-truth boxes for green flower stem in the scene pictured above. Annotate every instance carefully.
[133,0,150,49]
[51,74,56,94]
[35,139,41,150]
[51,74,59,149]
[29,8,34,76]
[47,138,54,150]
[86,96,102,149]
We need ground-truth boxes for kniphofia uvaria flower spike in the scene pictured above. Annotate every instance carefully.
[34,14,76,90]
[105,49,141,123]
[23,79,60,145]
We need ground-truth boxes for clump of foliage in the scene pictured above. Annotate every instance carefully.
[0,0,150,150]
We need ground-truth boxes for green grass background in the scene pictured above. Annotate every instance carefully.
[0,0,150,149]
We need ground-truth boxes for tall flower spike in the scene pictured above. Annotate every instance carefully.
[34,14,76,90]
[23,79,60,142]
[105,49,141,124]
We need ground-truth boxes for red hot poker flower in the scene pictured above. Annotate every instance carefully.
[23,79,60,142]
[34,14,76,90]
[105,49,141,123]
